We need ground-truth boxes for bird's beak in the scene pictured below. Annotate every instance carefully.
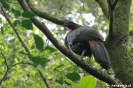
[62,24,69,30]
[62,23,68,27]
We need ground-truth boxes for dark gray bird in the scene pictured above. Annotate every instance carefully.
[63,21,111,69]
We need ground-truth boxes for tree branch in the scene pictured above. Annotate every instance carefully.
[36,65,50,88]
[107,0,118,38]
[107,0,119,11]
[112,0,119,10]
[26,0,66,25]
[0,51,9,85]
[25,0,81,27]
[17,0,121,86]
[0,50,29,85]
[1,5,50,88]
[0,49,12,85]
[0,49,9,69]
[95,0,109,19]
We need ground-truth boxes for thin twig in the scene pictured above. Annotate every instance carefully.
[0,61,32,85]
[0,50,10,85]
[35,65,50,88]
[0,58,22,86]
[0,50,9,69]
[1,6,31,56]
[1,5,50,88]
[0,67,9,85]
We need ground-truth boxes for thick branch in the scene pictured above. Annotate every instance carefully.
[106,0,133,85]
[26,0,66,25]
[26,0,81,27]
[17,0,121,85]
[95,0,109,19]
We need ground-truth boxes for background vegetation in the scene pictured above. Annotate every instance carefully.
[0,0,133,88]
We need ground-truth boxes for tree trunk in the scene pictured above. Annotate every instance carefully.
[106,0,133,85]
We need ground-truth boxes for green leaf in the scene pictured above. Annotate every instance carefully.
[12,8,21,17]
[78,75,96,88]
[0,0,10,10]
[56,78,64,85]
[65,79,78,87]
[22,11,36,18]
[22,19,33,29]
[29,55,50,67]
[100,81,107,87]
[66,72,80,82]
[1,27,4,35]
[13,20,21,27]
[43,46,57,53]
[34,34,44,51]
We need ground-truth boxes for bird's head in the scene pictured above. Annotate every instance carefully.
[63,21,78,31]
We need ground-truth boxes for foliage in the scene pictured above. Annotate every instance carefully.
[0,0,133,88]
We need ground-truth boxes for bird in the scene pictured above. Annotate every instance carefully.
[63,21,111,69]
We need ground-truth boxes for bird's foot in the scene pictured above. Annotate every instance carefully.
[80,50,86,60]
[88,57,91,66]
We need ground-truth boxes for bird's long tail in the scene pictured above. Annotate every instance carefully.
[89,41,111,69]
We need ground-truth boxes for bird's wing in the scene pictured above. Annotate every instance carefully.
[67,27,104,45]
[89,40,111,69]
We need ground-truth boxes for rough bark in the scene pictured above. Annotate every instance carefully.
[106,0,133,85]
[96,0,133,85]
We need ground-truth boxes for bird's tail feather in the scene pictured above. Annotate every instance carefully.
[89,41,111,69]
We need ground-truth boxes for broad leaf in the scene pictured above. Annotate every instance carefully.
[22,19,33,29]
[13,20,21,27]
[22,11,36,18]
[29,55,49,67]
[34,34,44,51]
[0,0,10,10]
[78,75,96,88]
[12,8,21,17]
[66,72,80,82]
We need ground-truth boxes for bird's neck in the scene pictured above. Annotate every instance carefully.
[68,28,73,31]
